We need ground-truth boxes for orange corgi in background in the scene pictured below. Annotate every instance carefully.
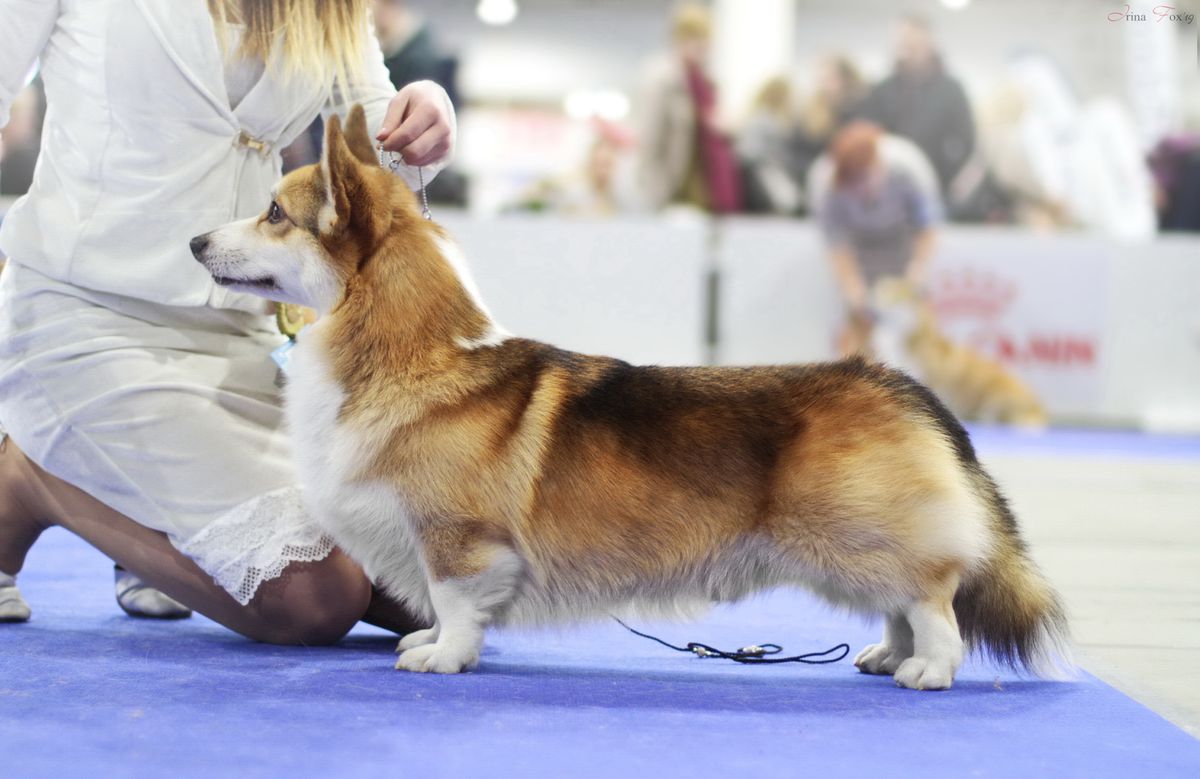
[872,277,1048,429]
[190,106,1069,690]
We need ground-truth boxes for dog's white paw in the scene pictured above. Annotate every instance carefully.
[394,642,478,674]
[396,627,440,653]
[893,656,955,690]
[854,642,909,676]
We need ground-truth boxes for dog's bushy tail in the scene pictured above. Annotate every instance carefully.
[955,468,1074,679]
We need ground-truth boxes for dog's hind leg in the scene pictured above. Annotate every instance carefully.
[891,574,964,690]
[854,613,915,675]
[395,542,523,674]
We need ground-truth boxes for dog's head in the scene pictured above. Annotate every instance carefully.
[190,104,420,313]
[871,276,932,334]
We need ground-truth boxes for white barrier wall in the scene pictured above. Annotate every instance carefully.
[716,221,1120,418]
[1103,237,1200,431]
[437,212,710,366]
[715,217,842,365]
[440,212,1200,431]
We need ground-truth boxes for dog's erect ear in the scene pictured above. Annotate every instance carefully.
[343,104,380,166]
[319,113,367,234]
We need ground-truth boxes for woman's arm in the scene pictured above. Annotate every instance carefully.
[324,13,455,190]
[905,227,936,287]
[818,194,869,311]
[897,168,941,288]
[0,0,59,129]
[829,245,869,312]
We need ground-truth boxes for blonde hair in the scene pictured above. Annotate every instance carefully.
[751,76,794,121]
[207,0,371,92]
[672,3,712,41]
[800,55,865,139]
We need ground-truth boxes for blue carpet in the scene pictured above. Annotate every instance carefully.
[4,530,1199,778]
[4,427,1200,777]
[965,424,1200,461]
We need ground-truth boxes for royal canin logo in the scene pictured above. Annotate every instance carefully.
[929,270,1017,320]
[930,269,1097,368]
[972,331,1098,367]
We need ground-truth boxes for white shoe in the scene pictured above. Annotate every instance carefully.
[0,570,31,623]
[114,565,192,620]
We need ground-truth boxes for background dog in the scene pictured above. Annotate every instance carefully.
[190,106,1069,690]
[872,277,1048,428]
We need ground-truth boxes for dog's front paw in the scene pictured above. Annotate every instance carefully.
[396,626,440,653]
[854,642,909,676]
[394,641,479,674]
[893,656,955,691]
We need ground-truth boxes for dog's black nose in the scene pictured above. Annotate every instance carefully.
[189,234,210,259]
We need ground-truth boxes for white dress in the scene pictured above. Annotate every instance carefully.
[0,14,447,604]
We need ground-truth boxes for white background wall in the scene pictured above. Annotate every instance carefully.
[438,211,1200,431]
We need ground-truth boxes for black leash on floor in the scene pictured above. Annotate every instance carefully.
[613,616,850,665]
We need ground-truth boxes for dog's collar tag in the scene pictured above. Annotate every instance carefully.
[270,332,304,376]
[376,142,433,221]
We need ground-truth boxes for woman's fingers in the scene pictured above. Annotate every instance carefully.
[379,108,451,165]
[376,89,411,143]
[376,82,454,167]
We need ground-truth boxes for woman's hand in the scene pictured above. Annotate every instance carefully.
[904,227,937,290]
[376,81,454,167]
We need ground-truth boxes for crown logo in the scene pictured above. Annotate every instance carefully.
[930,269,1017,320]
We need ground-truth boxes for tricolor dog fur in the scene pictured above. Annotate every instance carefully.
[191,106,1070,690]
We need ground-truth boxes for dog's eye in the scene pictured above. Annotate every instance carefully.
[267,201,284,224]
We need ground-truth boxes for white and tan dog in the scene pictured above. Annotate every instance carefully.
[190,107,1069,689]
[872,277,1048,428]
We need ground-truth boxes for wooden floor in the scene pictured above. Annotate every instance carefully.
[985,451,1200,737]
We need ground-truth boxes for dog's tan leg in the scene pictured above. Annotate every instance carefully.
[854,613,915,675]
[395,540,523,674]
[892,576,964,691]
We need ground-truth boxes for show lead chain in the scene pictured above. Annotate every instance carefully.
[377,142,433,221]
[613,617,850,665]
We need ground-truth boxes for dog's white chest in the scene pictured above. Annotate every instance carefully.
[281,327,428,610]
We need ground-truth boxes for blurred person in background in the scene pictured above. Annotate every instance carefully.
[636,3,741,214]
[1150,132,1200,232]
[0,0,454,639]
[977,51,1154,238]
[0,83,44,197]
[780,54,870,213]
[817,121,940,357]
[862,15,976,220]
[373,0,457,105]
[799,55,867,149]
[514,121,637,217]
[737,76,805,215]
[373,0,466,206]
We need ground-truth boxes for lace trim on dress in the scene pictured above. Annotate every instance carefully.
[171,487,335,605]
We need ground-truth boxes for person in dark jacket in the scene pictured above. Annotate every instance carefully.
[862,15,975,202]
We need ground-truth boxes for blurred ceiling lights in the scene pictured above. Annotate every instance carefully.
[477,0,519,26]
[563,89,631,121]
[940,0,971,9]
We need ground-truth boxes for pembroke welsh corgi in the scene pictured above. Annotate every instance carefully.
[872,277,1048,429]
[190,106,1069,690]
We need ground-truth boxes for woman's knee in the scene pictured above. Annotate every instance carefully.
[247,550,372,646]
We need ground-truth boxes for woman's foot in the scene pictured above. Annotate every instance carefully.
[0,571,31,622]
[114,565,192,620]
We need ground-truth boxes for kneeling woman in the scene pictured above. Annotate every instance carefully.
[0,0,454,641]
